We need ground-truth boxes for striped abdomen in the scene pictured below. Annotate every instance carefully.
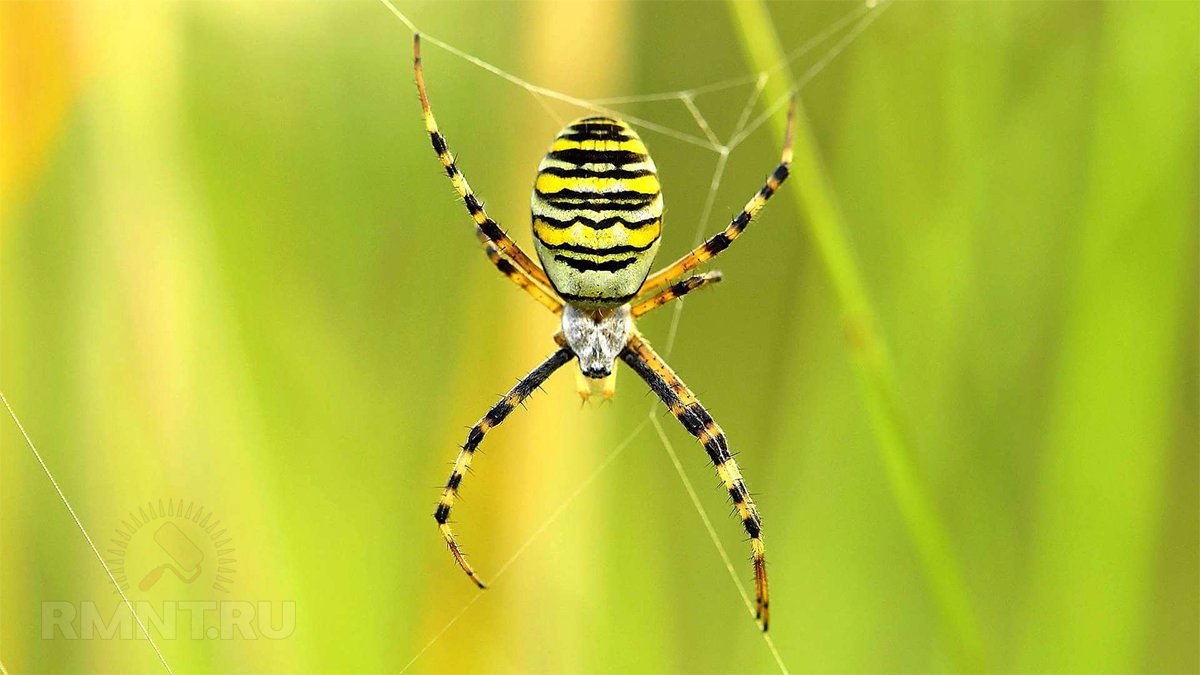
[531,117,663,308]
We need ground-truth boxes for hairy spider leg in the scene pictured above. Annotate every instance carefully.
[414,34,563,314]
[435,347,575,587]
[631,270,724,318]
[621,334,771,631]
[638,98,796,297]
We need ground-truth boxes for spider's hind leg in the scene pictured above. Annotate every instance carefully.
[436,346,575,588]
[621,333,770,630]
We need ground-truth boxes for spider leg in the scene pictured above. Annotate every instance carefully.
[413,34,563,315]
[574,370,592,403]
[638,97,795,297]
[630,271,724,318]
[435,346,575,588]
[621,334,770,631]
[600,371,617,400]
[480,242,563,314]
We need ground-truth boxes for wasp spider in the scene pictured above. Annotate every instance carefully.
[415,35,794,631]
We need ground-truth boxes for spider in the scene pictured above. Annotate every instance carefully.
[415,34,794,632]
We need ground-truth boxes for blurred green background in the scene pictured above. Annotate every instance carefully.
[1,1,1196,673]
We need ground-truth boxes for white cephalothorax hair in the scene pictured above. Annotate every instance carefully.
[560,304,632,378]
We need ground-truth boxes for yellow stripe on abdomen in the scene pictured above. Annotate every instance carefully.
[533,218,661,250]
[549,136,649,155]
[534,173,660,197]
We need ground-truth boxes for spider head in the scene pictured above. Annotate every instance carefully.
[561,304,631,379]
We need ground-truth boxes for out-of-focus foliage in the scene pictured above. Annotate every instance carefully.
[1,1,1195,673]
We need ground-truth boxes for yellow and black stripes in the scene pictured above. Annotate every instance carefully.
[531,117,665,308]
[631,270,723,318]
[435,347,575,588]
[621,334,770,631]
[414,34,562,313]
[639,98,796,298]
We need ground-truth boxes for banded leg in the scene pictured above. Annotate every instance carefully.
[638,98,796,297]
[414,34,562,313]
[435,347,575,588]
[478,232,564,314]
[621,334,770,630]
[631,271,723,318]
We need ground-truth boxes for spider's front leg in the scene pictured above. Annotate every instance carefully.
[413,34,563,315]
[621,333,771,630]
[638,97,796,298]
[435,347,575,588]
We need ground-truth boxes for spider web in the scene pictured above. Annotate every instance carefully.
[382,2,891,674]
[0,2,889,673]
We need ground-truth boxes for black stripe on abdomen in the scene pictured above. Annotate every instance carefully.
[533,214,661,230]
[556,288,641,304]
[559,128,633,143]
[540,200,657,213]
[547,149,647,167]
[553,254,638,272]
[537,240,656,255]
[538,166,654,180]
[536,188,658,202]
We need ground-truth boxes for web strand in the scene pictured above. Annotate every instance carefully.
[730,1,891,151]
[661,149,730,359]
[0,390,175,675]
[659,64,763,359]
[569,1,873,108]
[649,415,790,674]
[680,93,725,150]
[734,74,770,144]
[380,0,718,151]
[399,420,650,675]
[526,90,566,127]
[377,0,878,152]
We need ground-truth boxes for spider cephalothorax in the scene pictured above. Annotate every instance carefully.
[560,304,631,378]
[414,34,793,631]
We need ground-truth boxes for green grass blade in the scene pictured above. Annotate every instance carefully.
[1017,3,1199,671]
[727,2,986,670]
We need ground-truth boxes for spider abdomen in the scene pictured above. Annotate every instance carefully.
[531,117,663,308]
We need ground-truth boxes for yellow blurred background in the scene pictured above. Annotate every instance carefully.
[1,1,1196,673]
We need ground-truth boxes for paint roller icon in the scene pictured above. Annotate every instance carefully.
[138,522,204,591]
